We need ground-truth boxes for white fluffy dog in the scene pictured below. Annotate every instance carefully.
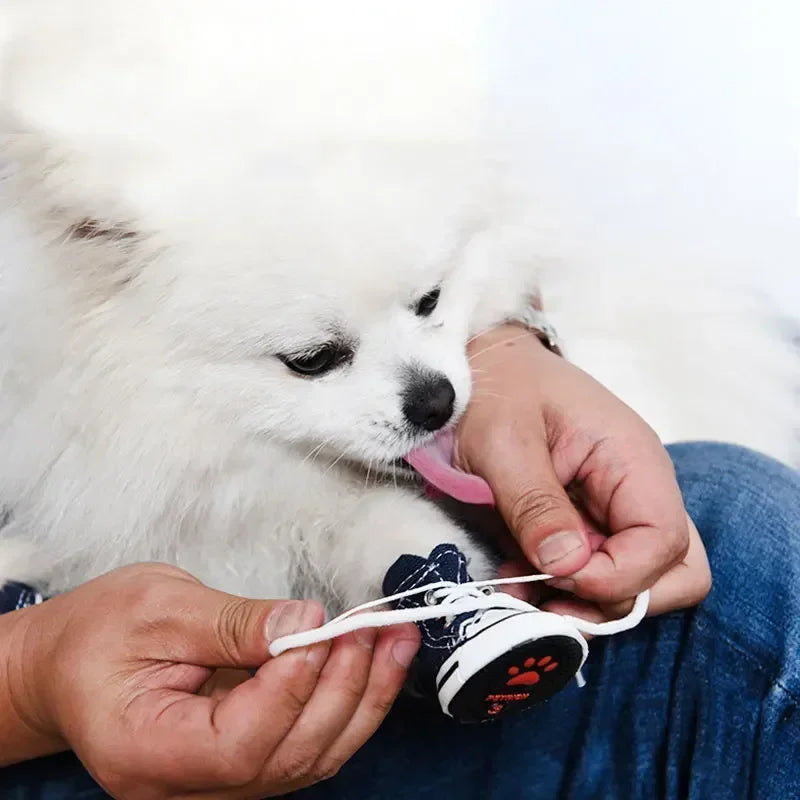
[0,1,796,610]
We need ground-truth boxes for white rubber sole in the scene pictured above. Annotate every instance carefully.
[437,610,589,722]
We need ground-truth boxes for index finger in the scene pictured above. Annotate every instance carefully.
[557,436,690,603]
[130,643,331,791]
[207,639,333,784]
[547,514,711,619]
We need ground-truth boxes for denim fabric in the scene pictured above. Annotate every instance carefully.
[383,543,476,688]
[0,753,103,800]
[2,442,798,800]
[0,583,43,615]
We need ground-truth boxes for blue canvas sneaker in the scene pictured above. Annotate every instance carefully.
[0,581,44,615]
[383,544,589,723]
[268,544,649,723]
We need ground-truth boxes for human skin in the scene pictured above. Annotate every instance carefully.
[456,324,711,622]
[0,325,710,797]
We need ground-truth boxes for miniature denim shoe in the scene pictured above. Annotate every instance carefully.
[382,544,589,722]
[268,545,650,723]
[0,581,44,615]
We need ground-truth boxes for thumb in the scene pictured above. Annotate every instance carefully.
[466,433,591,576]
[151,580,325,669]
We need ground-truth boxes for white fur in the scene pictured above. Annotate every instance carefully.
[0,2,796,609]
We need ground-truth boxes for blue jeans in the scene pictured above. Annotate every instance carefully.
[2,442,799,799]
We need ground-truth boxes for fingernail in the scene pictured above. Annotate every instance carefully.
[537,531,584,567]
[391,638,420,668]
[548,578,576,593]
[266,601,317,641]
[305,642,330,668]
[354,626,377,650]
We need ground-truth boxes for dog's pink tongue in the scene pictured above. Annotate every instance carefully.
[404,429,495,506]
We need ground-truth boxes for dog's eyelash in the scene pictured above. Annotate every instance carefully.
[414,287,441,317]
[278,344,353,377]
[66,218,138,243]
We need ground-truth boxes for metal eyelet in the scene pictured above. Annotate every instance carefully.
[424,589,439,606]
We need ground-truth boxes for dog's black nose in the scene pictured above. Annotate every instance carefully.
[402,372,455,432]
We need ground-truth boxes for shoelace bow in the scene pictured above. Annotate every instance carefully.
[269,573,650,657]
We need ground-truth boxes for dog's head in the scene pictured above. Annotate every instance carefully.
[141,147,503,466]
[2,1,534,468]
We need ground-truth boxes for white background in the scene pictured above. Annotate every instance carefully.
[488,1,800,318]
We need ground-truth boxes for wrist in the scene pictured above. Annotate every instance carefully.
[503,304,564,357]
[0,603,67,765]
[468,323,553,359]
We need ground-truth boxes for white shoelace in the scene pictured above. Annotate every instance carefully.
[268,573,650,657]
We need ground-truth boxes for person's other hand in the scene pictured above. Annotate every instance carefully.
[456,325,711,622]
[9,564,418,798]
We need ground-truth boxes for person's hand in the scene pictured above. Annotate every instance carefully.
[7,564,419,799]
[456,324,711,621]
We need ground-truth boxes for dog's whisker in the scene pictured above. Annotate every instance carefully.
[470,375,500,386]
[467,331,532,362]
[470,390,512,402]
[323,449,350,475]
[301,442,326,465]
[302,437,335,466]
[466,324,495,345]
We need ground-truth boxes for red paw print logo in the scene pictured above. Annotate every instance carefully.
[506,656,559,686]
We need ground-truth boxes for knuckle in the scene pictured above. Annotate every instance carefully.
[311,760,343,784]
[576,571,637,604]
[364,684,398,721]
[214,597,254,664]
[214,753,263,787]
[607,588,635,605]
[272,746,320,785]
[135,561,196,581]
[271,655,323,718]
[119,565,197,610]
[322,671,365,708]
[665,568,712,613]
[675,540,691,565]
[667,523,691,562]
[672,516,691,559]
[599,598,635,620]
[642,421,665,449]
[509,487,569,535]
[117,563,193,595]
[372,694,396,720]
[92,769,126,798]
[121,575,167,610]
[276,673,313,719]
[691,569,713,603]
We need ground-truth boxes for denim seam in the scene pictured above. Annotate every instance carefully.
[770,682,800,707]
[396,545,463,650]
[701,599,785,659]
[713,627,799,706]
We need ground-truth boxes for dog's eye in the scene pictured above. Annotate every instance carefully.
[414,288,441,317]
[279,345,349,377]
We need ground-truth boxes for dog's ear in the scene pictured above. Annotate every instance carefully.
[60,215,145,295]
[2,135,151,304]
[55,214,147,305]
[66,218,137,245]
